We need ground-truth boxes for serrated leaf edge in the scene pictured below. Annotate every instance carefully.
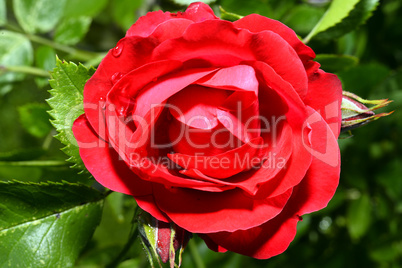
[0,200,104,234]
[46,58,94,173]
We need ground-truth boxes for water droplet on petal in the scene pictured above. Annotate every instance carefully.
[117,106,127,117]
[112,40,124,57]
[99,97,106,109]
[111,72,124,84]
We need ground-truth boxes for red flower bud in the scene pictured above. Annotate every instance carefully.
[138,211,191,268]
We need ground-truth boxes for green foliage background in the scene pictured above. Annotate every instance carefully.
[0,0,401,267]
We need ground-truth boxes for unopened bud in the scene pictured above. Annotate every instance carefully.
[341,91,392,132]
[138,211,191,268]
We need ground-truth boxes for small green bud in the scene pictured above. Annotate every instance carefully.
[341,91,392,132]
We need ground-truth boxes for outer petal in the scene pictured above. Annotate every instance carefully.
[135,194,171,222]
[305,69,343,138]
[248,61,312,198]
[152,184,292,233]
[126,2,217,37]
[203,210,299,259]
[126,10,178,37]
[106,60,183,121]
[72,114,152,196]
[288,107,340,215]
[152,20,308,96]
[234,14,315,65]
[84,36,159,138]
[177,2,218,22]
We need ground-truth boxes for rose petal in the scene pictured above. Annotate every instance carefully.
[196,65,258,95]
[150,18,194,42]
[234,14,315,66]
[177,2,218,22]
[305,69,343,138]
[153,184,293,233]
[168,137,265,179]
[203,108,340,258]
[84,36,161,138]
[72,114,152,196]
[168,85,230,129]
[286,107,340,215]
[152,20,308,97]
[134,68,218,120]
[203,208,299,259]
[168,114,243,156]
[126,2,217,37]
[217,96,260,143]
[135,194,171,222]
[227,123,293,196]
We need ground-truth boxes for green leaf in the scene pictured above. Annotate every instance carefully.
[54,16,92,45]
[12,0,67,33]
[0,0,6,26]
[111,0,144,31]
[282,4,325,36]
[76,193,138,267]
[34,46,56,88]
[346,193,372,240]
[220,0,272,18]
[304,0,379,42]
[170,0,216,6]
[47,59,95,170]
[18,103,53,138]
[0,148,45,161]
[0,30,33,86]
[0,181,104,267]
[63,0,108,18]
[315,54,359,73]
[35,46,57,71]
[337,63,390,96]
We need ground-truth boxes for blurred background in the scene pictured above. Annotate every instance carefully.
[0,0,401,267]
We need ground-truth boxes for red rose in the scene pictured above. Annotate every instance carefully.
[72,2,342,259]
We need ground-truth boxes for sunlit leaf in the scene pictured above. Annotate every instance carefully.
[0,31,33,90]
[0,181,104,267]
[63,0,108,18]
[0,0,6,26]
[54,16,92,45]
[12,0,67,33]
[304,0,379,42]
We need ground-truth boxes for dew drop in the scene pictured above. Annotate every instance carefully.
[99,97,106,109]
[117,106,126,117]
[111,72,124,84]
[112,40,124,57]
